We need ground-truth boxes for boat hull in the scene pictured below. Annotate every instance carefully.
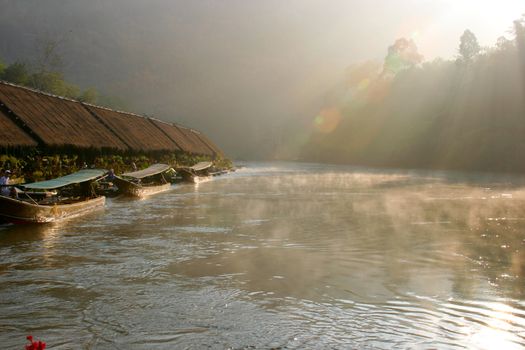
[178,169,212,184]
[0,195,106,224]
[114,178,171,197]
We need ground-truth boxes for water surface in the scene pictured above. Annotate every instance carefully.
[1,162,525,349]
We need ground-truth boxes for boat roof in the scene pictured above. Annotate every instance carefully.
[122,163,171,179]
[190,161,213,171]
[23,169,107,190]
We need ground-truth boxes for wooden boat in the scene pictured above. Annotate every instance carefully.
[0,169,107,224]
[113,163,174,197]
[177,161,213,183]
[209,169,230,177]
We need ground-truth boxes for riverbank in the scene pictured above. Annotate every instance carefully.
[0,81,231,182]
[0,152,233,184]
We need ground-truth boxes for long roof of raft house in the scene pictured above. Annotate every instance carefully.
[0,108,38,147]
[149,118,214,156]
[0,81,224,157]
[0,82,127,150]
[193,131,225,158]
[176,125,215,156]
[148,118,197,154]
[82,104,181,152]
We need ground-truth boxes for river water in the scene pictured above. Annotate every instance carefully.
[1,162,525,349]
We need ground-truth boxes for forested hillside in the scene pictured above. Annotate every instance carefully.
[0,51,125,109]
[296,17,525,173]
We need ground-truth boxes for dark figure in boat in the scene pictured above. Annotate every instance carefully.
[96,169,121,198]
[0,169,11,197]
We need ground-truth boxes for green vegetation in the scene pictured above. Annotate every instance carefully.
[458,29,481,64]
[0,58,125,109]
[0,152,223,183]
[2,62,30,86]
[299,16,525,173]
[0,40,125,109]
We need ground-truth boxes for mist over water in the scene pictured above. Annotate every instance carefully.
[1,162,525,349]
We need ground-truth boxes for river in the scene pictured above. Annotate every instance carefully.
[1,162,524,349]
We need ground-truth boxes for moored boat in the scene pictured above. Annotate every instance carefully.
[113,163,174,197]
[0,169,107,224]
[177,161,213,183]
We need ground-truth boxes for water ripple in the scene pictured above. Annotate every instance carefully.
[1,162,525,348]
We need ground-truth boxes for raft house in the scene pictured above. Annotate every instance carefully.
[0,81,227,179]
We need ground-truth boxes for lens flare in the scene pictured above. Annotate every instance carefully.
[313,107,342,134]
[357,78,370,91]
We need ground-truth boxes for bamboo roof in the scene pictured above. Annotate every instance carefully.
[149,119,196,154]
[0,81,225,157]
[175,125,214,156]
[189,161,212,171]
[122,163,171,179]
[84,105,180,152]
[24,169,106,189]
[0,82,127,150]
[193,131,225,158]
[0,108,38,147]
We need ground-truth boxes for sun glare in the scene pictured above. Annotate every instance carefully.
[411,0,524,58]
[443,0,524,37]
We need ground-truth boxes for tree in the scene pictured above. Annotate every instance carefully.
[513,15,525,86]
[382,38,423,76]
[0,58,5,77]
[29,71,80,98]
[458,29,481,63]
[495,36,514,52]
[33,36,65,75]
[78,88,99,104]
[25,35,83,98]
[514,15,525,44]
[2,61,30,85]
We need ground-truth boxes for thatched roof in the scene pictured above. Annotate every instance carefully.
[149,118,196,154]
[0,108,38,147]
[0,82,127,150]
[83,105,180,152]
[193,131,225,158]
[0,81,225,157]
[175,125,214,156]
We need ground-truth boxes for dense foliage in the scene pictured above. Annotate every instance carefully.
[299,17,525,173]
[0,152,222,183]
[0,48,126,110]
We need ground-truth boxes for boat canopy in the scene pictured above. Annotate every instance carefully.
[23,169,107,190]
[190,161,212,171]
[122,163,171,179]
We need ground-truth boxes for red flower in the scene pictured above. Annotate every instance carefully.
[25,335,46,350]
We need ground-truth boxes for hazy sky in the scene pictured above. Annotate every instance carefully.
[395,0,524,59]
[0,0,523,157]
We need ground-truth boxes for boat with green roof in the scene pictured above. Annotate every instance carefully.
[0,169,107,224]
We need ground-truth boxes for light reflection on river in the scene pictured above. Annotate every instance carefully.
[1,162,525,349]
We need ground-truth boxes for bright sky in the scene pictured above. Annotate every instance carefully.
[393,0,525,59]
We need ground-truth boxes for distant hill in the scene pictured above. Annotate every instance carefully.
[289,20,525,173]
